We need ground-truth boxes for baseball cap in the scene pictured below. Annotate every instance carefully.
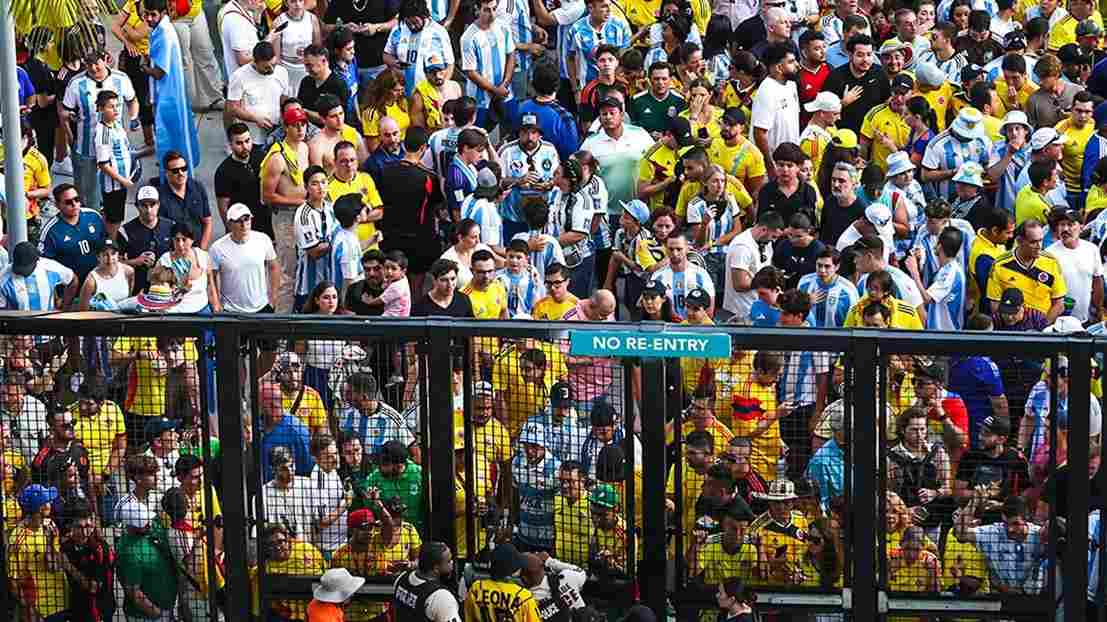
[1004,30,1027,50]
[282,106,308,125]
[621,199,650,225]
[490,543,525,578]
[1030,127,1067,151]
[381,440,409,464]
[686,287,710,308]
[831,128,858,149]
[642,279,667,297]
[590,399,617,426]
[1048,205,1081,226]
[864,203,892,228]
[721,107,746,126]
[596,96,623,111]
[11,242,38,277]
[424,54,447,72]
[137,186,159,203]
[982,415,1012,437]
[473,380,494,398]
[94,238,119,254]
[551,381,574,409]
[960,64,984,84]
[997,288,1024,314]
[519,422,549,447]
[891,73,915,93]
[474,168,499,198]
[145,417,178,439]
[227,203,252,222]
[1078,19,1104,37]
[804,91,842,113]
[589,483,619,508]
[667,115,694,148]
[117,498,155,529]
[519,113,540,129]
[348,508,375,529]
[1058,43,1084,65]
[18,484,57,515]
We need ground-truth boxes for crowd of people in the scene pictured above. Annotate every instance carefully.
[5,0,1107,617]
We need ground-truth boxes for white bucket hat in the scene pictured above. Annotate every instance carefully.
[885,151,915,178]
[313,568,366,604]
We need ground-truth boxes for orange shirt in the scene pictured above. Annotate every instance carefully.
[307,600,345,622]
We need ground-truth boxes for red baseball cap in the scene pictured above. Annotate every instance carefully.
[347,508,375,529]
[282,106,308,126]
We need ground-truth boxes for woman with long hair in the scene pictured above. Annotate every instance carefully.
[721,51,763,120]
[297,280,344,409]
[575,150,613,287]
[799,517,843,590]
[703,15,732,86]
[682,78,723,142]
[360,68,410,153]
[904,96,939,168]
[439,219,498,289]
[157,222,220,314]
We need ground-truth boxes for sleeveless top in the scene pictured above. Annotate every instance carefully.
[91,267,131,302]
[259,141,305,197]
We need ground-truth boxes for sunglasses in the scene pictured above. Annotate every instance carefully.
[168,166,189,174]
[233,216,253,223]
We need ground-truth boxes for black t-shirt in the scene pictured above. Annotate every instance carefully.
[955,446,1031,523]
[772,238,827,290]
[297,71,352,117]
[1043,463,1107,519]
[118,216,176,293]
[757,181,819,226]
[214,146,271,236]
[733,14,767,52]
[411,292,475,318]
[822,65,891,134]
[819,195,867,246]
[324,0,401,68]
[344,279,385,316]
[22,58,57,130]
[377,160,442,239]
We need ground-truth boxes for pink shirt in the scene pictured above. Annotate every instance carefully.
[562,300,616,403]
[380,278,412,317]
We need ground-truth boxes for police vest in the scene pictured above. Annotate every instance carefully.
[394,570,446,622]
[535,571,573,622]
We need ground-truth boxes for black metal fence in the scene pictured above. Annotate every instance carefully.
[0,313,1102,622]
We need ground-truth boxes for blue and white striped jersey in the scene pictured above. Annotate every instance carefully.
[797,273,858,328]
[935,0,998,21]
[496,0,535,76]
[461,195,504,249]
[528,409,590,463]
[1084,133,1107,192]
[512,452,561,548]
[1090,510,1102,602]
[686,195,739,257]
[294,202,337,297]
[819,12,870,46]
[428,0,451,22]
[916,49,970,85]
[988,140,1030,216]
[62,70,136,159]
[329,227,364,286]
[39,209,107,280]
[511,230,566,283]
[423,125,492,178]
[649,265,715,319]
[924,261,966,331]
[0,258,75,311]
[461,20,516,107]
[565,14,632,90]
[549,187,595,265]
[445,155,480,216]
[94,121,133,195]
[910,218,976,286]
[497,266,545,317]
[880,180,927,258]
[499,139,560,224]
[779,345,832,407]
[921,129,993,200]
[384,20,455,98]
[553,1,588,80]
[338,403,416,455]
[583,175,611,251]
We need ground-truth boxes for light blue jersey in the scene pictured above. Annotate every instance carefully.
[497,266,544,317]
[779,345,832,406]
[461,195,504,249]
[797,273,858,328]
[329,227,364,287]
[94,121,133,194]
[384,21,455,98]
[512,453,561,549]
[989,140,1030,216]
[497,0,535,76]
[649,265,715,319]
[924,261,966,331]
[294,202,337,297]
[553,1,588,80]
[0,258,75,312]
[910,218,975,286]
[921,129,993,201]
[461,20,516,107]
[527,410,589,463]
[566,14,632,90]
[511,231,566,283]
[498,139,560,223]
[62,70,136,159]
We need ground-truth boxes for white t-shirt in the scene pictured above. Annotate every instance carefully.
[210,231,278,313]
[750,76,801,154]
[836,223,894,263]
[723,229,769,320]
[158,249,213,313]
[227,63,291,130]
[440,243,493,290]
[1046,239,1104,322]
[218,0,259,73]
[306,466,347,553]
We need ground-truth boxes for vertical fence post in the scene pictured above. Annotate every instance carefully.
[851,337,879,620]
[1066,336,1093,622]
[214,321,250,622]
[427,324,458,546]
[640,358,668,618]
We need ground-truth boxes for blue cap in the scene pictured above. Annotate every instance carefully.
[519,422,548,447]
[621,199,650,225]
[19,484,58,514]
[1095,101,1107,129]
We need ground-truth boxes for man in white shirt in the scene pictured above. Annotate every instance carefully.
[210,203,280,314]
[723,211,786,322]
[263,445,312,538]
[836,202,896,263]
[227,41,292,143]
[751,43,801,176]
[218,0,262,72]
[1045,207,1104,322]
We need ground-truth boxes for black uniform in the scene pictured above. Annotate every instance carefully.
[394,569,452,622]
[535,571,577,622]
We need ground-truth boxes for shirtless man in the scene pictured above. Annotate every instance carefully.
[261,106,310,312]
[308,94,368,173]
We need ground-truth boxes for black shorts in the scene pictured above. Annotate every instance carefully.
[102,188,127,224]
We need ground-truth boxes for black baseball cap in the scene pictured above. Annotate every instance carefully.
[997,288,1024,314]
[686,287,710,309]
[722,107,746,126]
[666,115,695,148]
[551,381,574,409]
[892,73,915,93]
[642,279,667,297]
[11,242,38,277]
[982,415,1012,437]
[597,96,623,111]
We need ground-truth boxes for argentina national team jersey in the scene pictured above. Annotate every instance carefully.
[461,195,504,248]
[39,209,107,280]
[553,1,587,80]
[797,273,858,328]
[424,125,492,178]
[511,231,566,283]
[566,15,632,90]
[461,20,516,107]
[496,267,545,317]
[496,0,535,76]
[63,70,136,159]
[498,139,560,224]
[384,21,454,98]
[0,258,75,312]
[925,261,966,331]
[95,121,132,195]
[921,130,992,202]
[685,195,739,256]
[511,453,561,548]
[779,345,831,406]
[294,202,337,296]
[910,218,976,286]
[329,227,364,286]
[650,265,714,319]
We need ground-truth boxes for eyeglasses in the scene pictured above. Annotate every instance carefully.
[168,166,189,174]
[545,279,567,286]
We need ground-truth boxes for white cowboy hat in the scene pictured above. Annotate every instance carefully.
[313,568,366,604]
[754,478,799,502]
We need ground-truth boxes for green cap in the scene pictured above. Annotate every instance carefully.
[590,483,620,509]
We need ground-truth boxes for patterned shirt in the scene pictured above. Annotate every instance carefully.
[94,120,133,194]
[62,70,136,158]
[461,19,516,107]
[293,201,336,297]
[384,20,455,97]
[566,14,632,90]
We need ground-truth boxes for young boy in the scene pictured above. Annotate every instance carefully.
[797,248,859,328]
[496,239,545,318]
[907,227,966,331]
[512,196,566,284]
[748,267,785,327]
[94,90,134,239]
[329,194,366,305]
[362,250,412,382]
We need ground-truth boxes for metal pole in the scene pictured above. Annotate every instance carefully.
[0,0,26,247]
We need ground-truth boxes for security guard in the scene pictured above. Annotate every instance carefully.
[519,553,587,622]
[464,544,543,622]
[392,541,462,622]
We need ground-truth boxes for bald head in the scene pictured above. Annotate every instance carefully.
[520,553,545,587]
[588,289,616,320]
[379,116,403,149]
[260,382,283,423]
